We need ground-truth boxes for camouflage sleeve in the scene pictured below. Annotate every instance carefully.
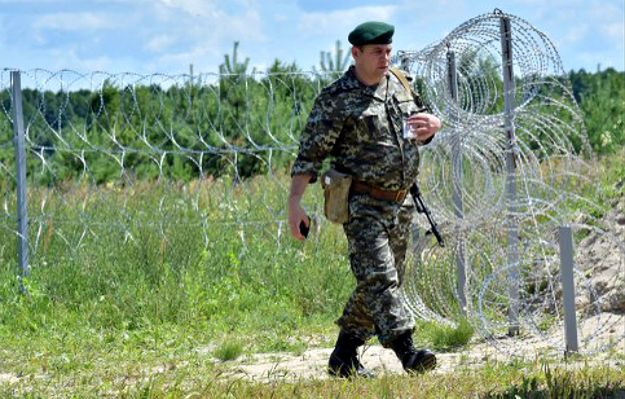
[291,94,344,183]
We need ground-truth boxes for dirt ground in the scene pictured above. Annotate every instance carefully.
[221,313,624,383]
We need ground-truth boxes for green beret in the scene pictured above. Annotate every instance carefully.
[348,21,395,46]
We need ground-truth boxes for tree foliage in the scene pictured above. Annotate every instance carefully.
[314,40,351,80]
[0,44,623,185]
[569,68,625,153]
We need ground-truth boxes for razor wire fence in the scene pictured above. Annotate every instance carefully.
[1,9,623,358]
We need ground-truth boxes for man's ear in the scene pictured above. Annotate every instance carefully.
[351,46,359,59]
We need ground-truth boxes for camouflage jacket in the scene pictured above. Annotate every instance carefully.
[291,65,427,191]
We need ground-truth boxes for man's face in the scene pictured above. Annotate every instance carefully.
[353,44,393,82]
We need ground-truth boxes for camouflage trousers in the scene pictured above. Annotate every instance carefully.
[336,192,416,347]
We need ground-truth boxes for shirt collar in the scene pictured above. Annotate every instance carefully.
[342,66,389,101]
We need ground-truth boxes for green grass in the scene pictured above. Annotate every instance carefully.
[417,318,475,351]
[0,350,622,398]
[0,151,623,397]
[213,340,244,362]
[1,173,349,346]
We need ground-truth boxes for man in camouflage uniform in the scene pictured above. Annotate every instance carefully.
[288,21,441,377]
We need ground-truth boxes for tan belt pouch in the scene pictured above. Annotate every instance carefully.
[321,169,352,224]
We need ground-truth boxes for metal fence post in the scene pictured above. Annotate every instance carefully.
[10,71,29,291]
[447,49,467,314]
[558,225,579,353]
[499,13,520,336]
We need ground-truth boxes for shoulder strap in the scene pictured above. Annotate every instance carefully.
[389,67,412,94]
[390,67,428,111]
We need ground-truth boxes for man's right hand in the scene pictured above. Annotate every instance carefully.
[287,173,313,241]
[288,199,309,241]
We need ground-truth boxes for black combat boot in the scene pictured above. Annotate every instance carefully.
[390,331,437,373]
[328,331,375,378]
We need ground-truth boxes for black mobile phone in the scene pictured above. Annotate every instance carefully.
[299,216,310,238]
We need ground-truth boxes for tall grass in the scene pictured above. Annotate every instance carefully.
[0,151,623,396]
[0,172,352,352]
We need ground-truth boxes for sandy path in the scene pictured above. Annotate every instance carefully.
[221,314,624,383]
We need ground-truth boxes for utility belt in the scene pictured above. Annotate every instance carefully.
[350,180,408,204]
[322,170,410,225]
[321,171,445,247]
